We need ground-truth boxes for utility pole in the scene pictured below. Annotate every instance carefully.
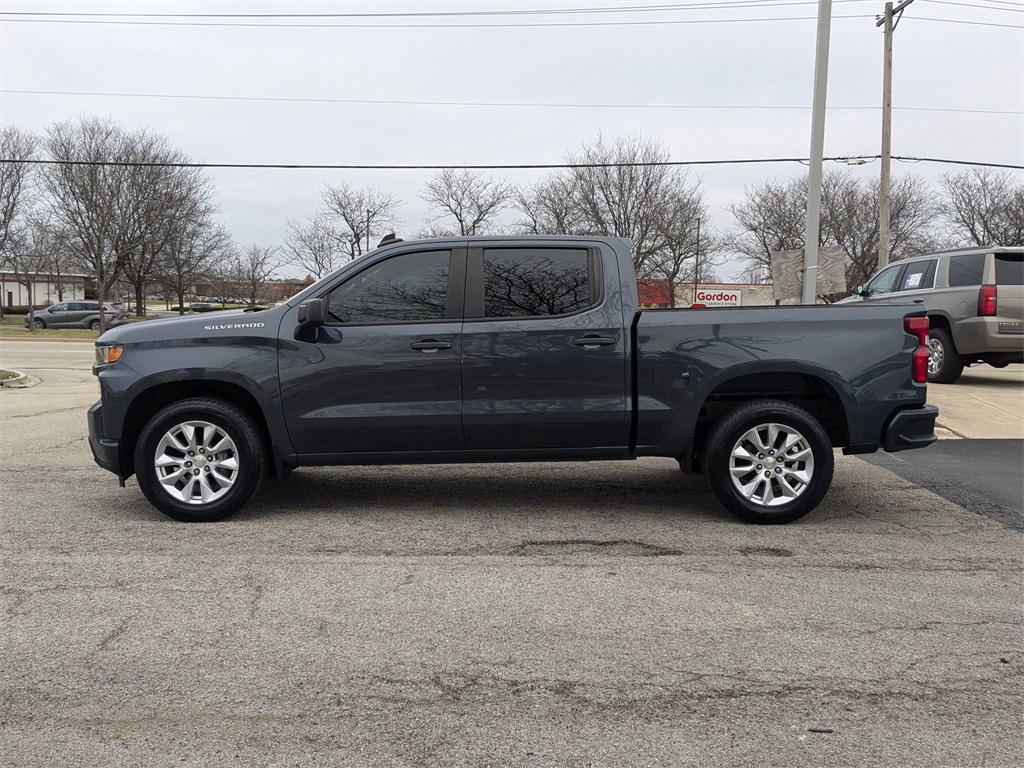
[802,0,833,304]
[877,0,916,269]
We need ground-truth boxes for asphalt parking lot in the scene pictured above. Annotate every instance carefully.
[1,341,1021,767]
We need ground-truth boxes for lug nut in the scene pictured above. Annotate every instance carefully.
[199,448,205,454]
[764,471,771,478]
[204,466,210,472]
[757,464,763,470]
[193,469,200,476]
[185,461,192,467]
[775,468,782,474]
[188,451,195,456]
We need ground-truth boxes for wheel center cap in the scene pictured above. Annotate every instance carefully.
[194,455,207,467]
[764,457,777,469]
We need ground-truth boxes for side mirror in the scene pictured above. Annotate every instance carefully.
[294,298,326,341]
[852,285,866,297]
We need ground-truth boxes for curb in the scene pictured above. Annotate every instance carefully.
[0,369,38,388]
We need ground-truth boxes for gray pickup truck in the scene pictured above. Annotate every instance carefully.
[89,236,938,524]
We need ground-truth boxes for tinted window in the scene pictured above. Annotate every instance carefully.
[326,250,450,324]
[50,303,68,312]
[898,259,936,291]
[995,253,1024,285]
[866,264,902,295]
[483,248,593,318]
[947,253,986,287]
[68,302,88,311]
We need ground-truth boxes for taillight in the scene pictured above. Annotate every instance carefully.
[978,285,997,316]
[904,316,929,384]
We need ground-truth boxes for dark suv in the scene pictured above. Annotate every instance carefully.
[25,301,129,331]
[846,246,1023,382]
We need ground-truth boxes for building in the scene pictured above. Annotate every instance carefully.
[638,279,776,309]
[0,271,88,309]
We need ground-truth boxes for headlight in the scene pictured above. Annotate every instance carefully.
[95,344,124,365]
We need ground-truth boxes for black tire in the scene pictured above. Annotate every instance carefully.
[927,327,964,384]
[134,398,265,522]
[89,319,101,331]
[33,318,45,329]
[703,399,834,524]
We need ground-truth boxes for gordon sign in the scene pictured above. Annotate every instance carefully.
[693,289,742,307]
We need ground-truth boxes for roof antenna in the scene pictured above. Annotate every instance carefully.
[378,233,403,247]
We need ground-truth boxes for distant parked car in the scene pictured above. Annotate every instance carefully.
[841,246,1023,383]
[25,301,130,331]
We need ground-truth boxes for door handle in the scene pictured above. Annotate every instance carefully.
[572,335,617,348]
[410,339,453,352]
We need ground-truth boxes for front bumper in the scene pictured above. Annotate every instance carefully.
[883,404,940,452]
[88,400,123,482]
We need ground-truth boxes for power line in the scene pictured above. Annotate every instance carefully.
[0,1,873,18]
[3,155,1021,170]
[0,13,881,28]
[2,13,1017,28]
[4,88,1020,116]
[926,0,1024,9]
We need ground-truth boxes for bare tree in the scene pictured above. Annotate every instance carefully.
[515,134,701,277]
[321,182,401,258]
[646,190,721,306]
[0,126,39,319]
[284,213,347,279]
[0,125,38,246]
[420,169,513,236]
[233,245,280,307]
[728,176,808,281]
[40,117,183,331]
[121,149,218,316]
[729,169,940,288]
[10,214,63,329]
[939,167,1024,247]
[160,217,232,315]
[515,173,586,236]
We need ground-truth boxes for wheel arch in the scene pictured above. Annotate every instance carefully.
[119,379,277,480]
[686,369,850,472]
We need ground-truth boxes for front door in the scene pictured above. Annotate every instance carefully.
[280,247,466,456]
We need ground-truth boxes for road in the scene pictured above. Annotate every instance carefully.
[1,342,1021,767]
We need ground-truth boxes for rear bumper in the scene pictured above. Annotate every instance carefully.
[883,404,940,452]
[88,401,123,480]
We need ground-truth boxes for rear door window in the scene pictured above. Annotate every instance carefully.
[947,254,986,286]
[481,248,594,318]
[994,253,1024,285]
[898,259,937,291]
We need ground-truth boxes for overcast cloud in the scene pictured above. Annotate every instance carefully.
[1,0,1021,279]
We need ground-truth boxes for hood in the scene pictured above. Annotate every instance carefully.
[97,308,282,344]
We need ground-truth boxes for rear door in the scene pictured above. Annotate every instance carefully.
[891,258,938,305]
[460,244,628,451]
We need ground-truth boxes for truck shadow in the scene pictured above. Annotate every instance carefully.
[249,461,733,523]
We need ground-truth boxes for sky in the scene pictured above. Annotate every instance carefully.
[1,0,1022,280]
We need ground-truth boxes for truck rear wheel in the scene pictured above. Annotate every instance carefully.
[704,399,834,524]
[134,398,265,522]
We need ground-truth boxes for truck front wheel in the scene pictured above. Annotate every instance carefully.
[704,399,834,524]
[134,398,265,522]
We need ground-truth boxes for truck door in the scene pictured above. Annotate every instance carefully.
[460,244,629,451]
[280,248,466,456]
